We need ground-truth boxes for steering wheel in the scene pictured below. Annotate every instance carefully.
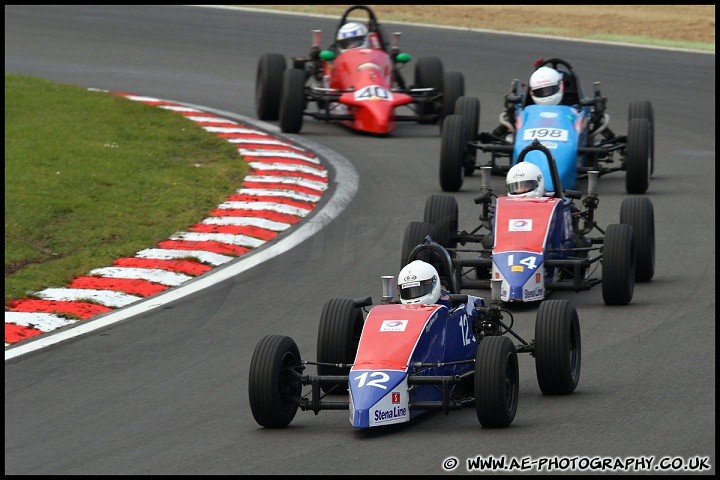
[535,57,575,75]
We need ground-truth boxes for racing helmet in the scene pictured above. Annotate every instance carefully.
[529,66,564,106]
[397,260,441,305]
[336,22,369,52]
[506,162,546,197]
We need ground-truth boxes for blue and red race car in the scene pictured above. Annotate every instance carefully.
[248,236,581,430]
[408,141,656,306]
[255,5,464,135]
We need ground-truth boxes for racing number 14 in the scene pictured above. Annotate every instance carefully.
[508,254,538,270]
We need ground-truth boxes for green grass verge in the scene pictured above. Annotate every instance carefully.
[4,74,248,304]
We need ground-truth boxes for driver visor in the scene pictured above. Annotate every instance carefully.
[508,179,539,195]
[532,84,560,98]
[399,278,434,301]
[339,36,365,50]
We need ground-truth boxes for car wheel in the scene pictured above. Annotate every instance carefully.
[602,223,635,305]
[534,300,581,395]
[248,335,302,428]
[625,117,651,194]
[453,96,480,176]
[401,221,436,270]
[439,115,467,192]
[414,56,444,122]
[256,53,286,121]
[440,71,464,120]
[620,196,655,282]
[628,100,654,175]
[474,336,519,428]
[317,298,364,395]
[424,194,459,249]
[279,68,306,133]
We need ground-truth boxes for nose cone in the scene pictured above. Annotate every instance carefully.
[353,99,396,134]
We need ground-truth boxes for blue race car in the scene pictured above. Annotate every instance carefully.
[248,238,581,430]
[439,57,654,194]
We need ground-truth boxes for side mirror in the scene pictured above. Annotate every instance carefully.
[319,50,335,61]
[395,53,411,64]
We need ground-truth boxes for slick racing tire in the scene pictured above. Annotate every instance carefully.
[534,300,581,395]
[248,335,302,428]
[440,71,465,121]
[424,194,459,249]
[628,100,655,175]
[602,223,635,306]
[317,298,364,395]
[625,118,651,194]
[415,56,444,122]
[256,53,286,121]
[453,96,480,177]
[620,196,655,282]
[279,68,306,133]
[474,336,519,428]
[439,115,467,192]
[401,221,436,270]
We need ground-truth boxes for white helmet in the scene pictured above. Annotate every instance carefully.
[529,66,564,106]
[397,260,441,305]
[506,162,546,197]
[336,22,369,52]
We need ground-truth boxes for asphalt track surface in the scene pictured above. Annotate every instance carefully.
[5,5,715,475]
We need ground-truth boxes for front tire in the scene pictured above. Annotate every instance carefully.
[248,335,302,428]
[423,194,459,249]
[534,300,581,395]
[475,336,519,428]
[401,221,436,270]
[279,68,306,133]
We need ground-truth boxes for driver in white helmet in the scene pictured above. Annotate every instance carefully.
[505,162,546,197]
[336,22,369,52]
[528,66,565,106]
[397,260,450,306]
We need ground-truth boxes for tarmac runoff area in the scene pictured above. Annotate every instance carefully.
[5,92,347,356]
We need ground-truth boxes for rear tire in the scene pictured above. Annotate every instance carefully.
[474,336,519,428]
[415,56,444,122]
[256,53,286,121]
[628,101,654,175]
[625,118,651,194]
[248,335,302,428]
[423,194,459,249]
[439,115,467,192]
[440,71,465,120]
[534,300,581,395]
[620,196,655,282]
[602,223,635,305]
[279,68,306,133]
[453,96,480,176]
[317,298,364,395]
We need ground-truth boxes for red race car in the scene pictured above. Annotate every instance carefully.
[255,5,465,135]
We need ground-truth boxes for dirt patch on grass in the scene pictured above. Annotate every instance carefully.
[247,5,714,49]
